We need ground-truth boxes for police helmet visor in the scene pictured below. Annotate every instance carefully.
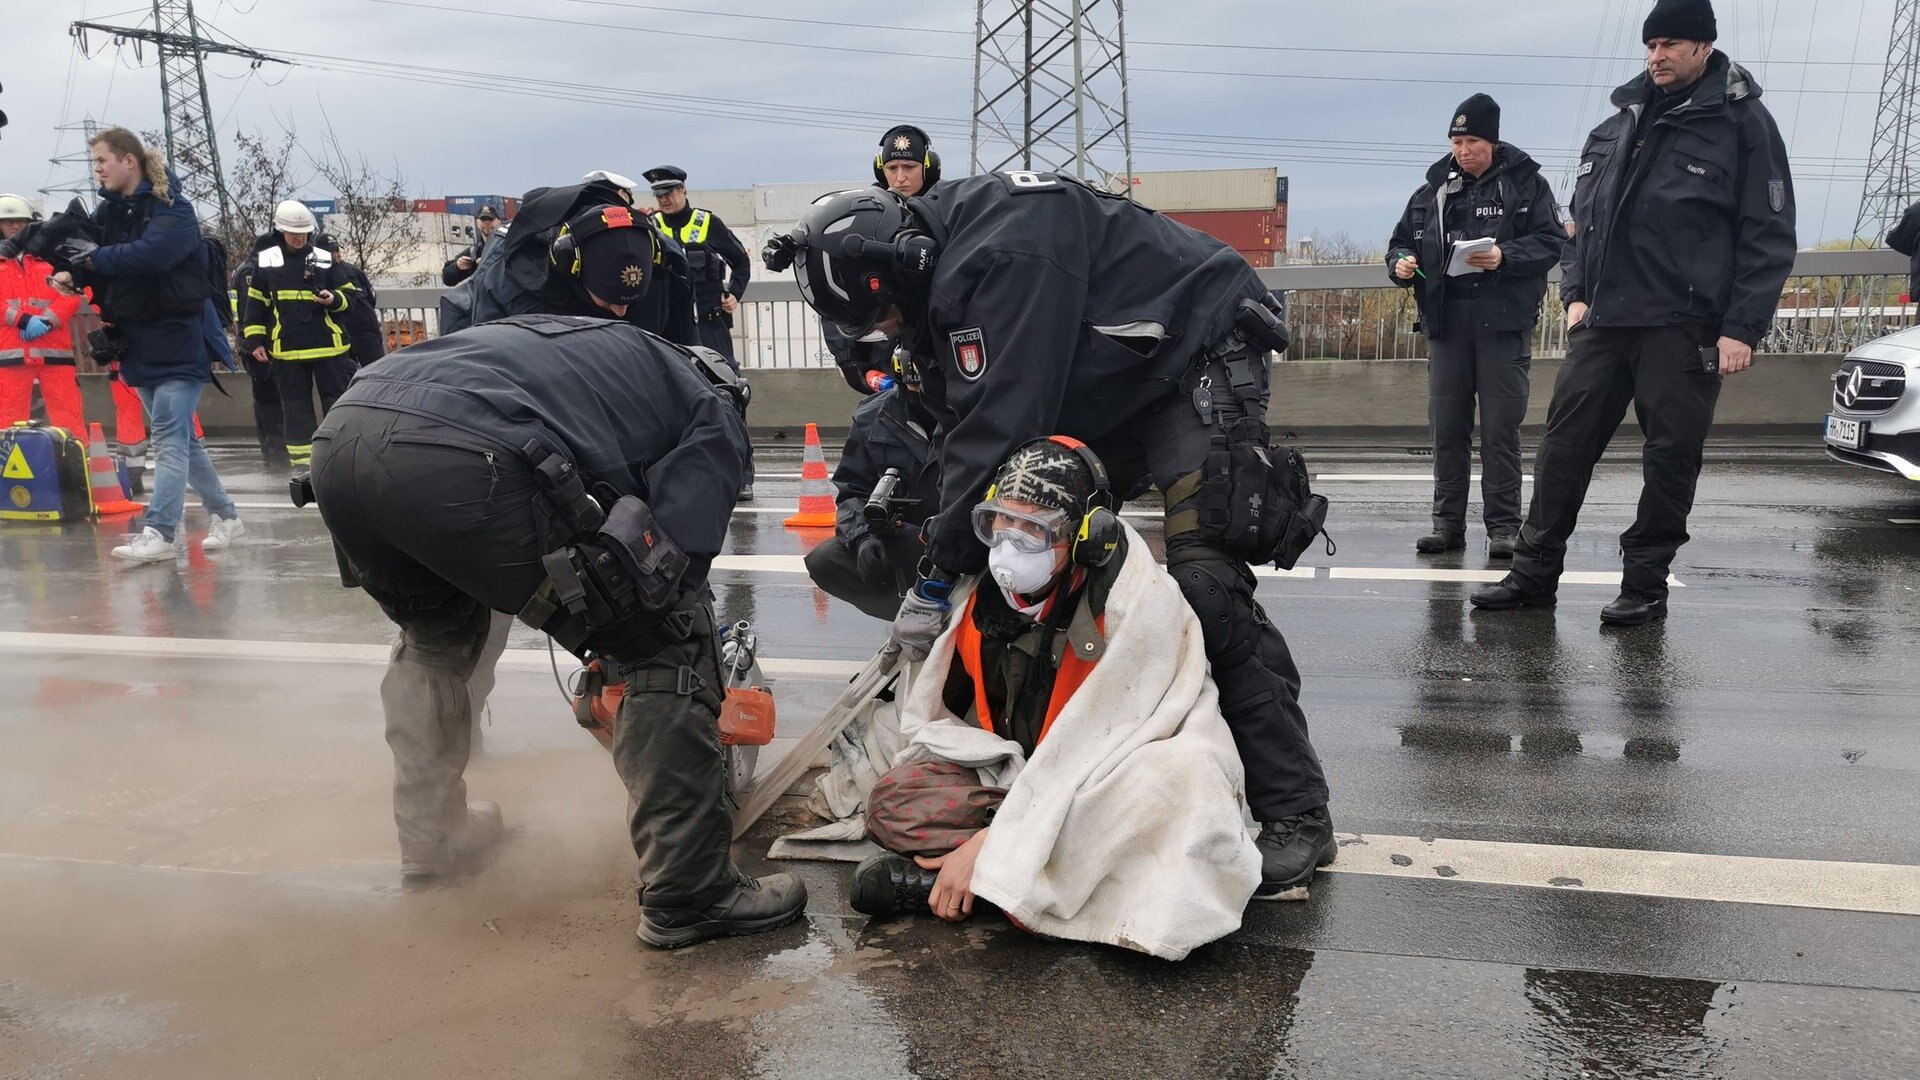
[794,247,882,338]
[971,500,1072,553]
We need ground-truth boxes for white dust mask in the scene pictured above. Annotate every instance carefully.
[988,533,1060,597]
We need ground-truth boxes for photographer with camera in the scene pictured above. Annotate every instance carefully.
[803,383,941,620]
[55,127,243,563]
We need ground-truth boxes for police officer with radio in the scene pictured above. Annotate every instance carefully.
[307,315,804,948]
[1471,0,1795,626]
[441,204,501,287]
[646,166,755,497]
[804,383,942,620]
[1388,95,1565,560]
[644,167,750,360]
[767,177,1337,900]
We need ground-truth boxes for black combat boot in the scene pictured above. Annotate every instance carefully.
[1487,531,1518,559]
[849,853,940,917]
[1415,529,1466,554]
[1470,573,1557,610]
[1254,806,1336,901]
[637,871,808,949]
[1601,589,1668,626]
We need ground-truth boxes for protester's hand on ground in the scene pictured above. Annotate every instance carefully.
[1716,337,1753,375]
[915,829,988,922]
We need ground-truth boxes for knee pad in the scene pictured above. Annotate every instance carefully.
[1173,560,1259,670]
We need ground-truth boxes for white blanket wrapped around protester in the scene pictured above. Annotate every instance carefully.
[896,519,1260,960]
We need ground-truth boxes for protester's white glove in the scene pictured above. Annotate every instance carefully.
[891,576,954,662]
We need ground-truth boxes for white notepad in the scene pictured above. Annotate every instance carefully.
[1447,237,1496,277]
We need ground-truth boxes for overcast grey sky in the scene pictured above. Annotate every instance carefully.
[2,0,1899,246]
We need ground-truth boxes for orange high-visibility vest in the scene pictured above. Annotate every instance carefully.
[951,589,1105,749]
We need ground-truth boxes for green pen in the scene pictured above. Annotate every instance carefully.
[1398,251,1427,279]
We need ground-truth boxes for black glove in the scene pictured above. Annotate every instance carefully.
[854,533,892,586]
[52,235,98,273]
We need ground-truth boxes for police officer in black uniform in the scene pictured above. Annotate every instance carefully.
[804,382,942,620]
[875,124,941,199]
[1388,94,1565,559]
[441,204,501,287]
[645,166,756,497]
[1471,0,1795,626]
[767,177,1336,899]
[440,173,698,347]
[308,316,806,949]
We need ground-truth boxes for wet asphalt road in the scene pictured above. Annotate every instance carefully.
[1,437,1916,1078]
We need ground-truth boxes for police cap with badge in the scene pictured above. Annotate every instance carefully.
[644,166,688,199]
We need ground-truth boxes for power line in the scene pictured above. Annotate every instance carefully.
[355,0,1881,96]
[535,0,1885,67]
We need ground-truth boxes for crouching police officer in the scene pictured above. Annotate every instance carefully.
[1388,94,1565,559]
[805,381,942,619]
[767,177,1337,900]
[441,172,698,346]
[307,315,805,948]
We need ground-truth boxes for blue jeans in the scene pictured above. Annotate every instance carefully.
[136,379,237,542]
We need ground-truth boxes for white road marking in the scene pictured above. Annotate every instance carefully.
[1328,833,1920,916]
[1891,518,1920,525]
[0,630,870,679]
[3,824,1910,917]
[1312,473,1531,482]
[1330,567,1683,588]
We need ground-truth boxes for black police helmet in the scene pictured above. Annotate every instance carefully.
[768,189,935,338]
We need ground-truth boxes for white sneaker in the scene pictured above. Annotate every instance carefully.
[112,526,176,563]
[203,515,246,551]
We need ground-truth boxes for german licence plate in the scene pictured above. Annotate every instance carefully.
[1826,415,1865,449]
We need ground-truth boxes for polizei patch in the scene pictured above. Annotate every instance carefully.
[950,327,988,381]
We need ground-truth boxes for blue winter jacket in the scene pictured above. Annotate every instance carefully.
[88,171,234,387]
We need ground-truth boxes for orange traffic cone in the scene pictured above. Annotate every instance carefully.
[783,422,838,528]
[86,422,144,517]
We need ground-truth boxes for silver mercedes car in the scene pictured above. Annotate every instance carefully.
[1825,327,1920,481]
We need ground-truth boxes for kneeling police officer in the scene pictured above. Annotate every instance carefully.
[767,176,1336,900]
[805,381,942,620]
[307,315,805,948]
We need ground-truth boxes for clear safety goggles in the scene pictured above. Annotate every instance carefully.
[971,500,1072,554]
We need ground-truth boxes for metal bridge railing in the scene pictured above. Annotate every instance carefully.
[371,249,1914,367]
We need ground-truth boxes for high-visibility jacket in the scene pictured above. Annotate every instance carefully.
[241,243,357,362]
[950,583,1105,753]
[0,252,84,367]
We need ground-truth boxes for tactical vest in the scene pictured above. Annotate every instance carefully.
[657,209,712,247]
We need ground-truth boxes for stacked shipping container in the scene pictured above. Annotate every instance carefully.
[1112,168,1289,268]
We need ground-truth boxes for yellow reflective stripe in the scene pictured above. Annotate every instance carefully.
[662,209,712,245]
[241,324,268,336]
[269,344,352,361]
[247,288,268,301]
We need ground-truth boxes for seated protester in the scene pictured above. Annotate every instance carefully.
[849,438,1261,961]
[804,384,940,620]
